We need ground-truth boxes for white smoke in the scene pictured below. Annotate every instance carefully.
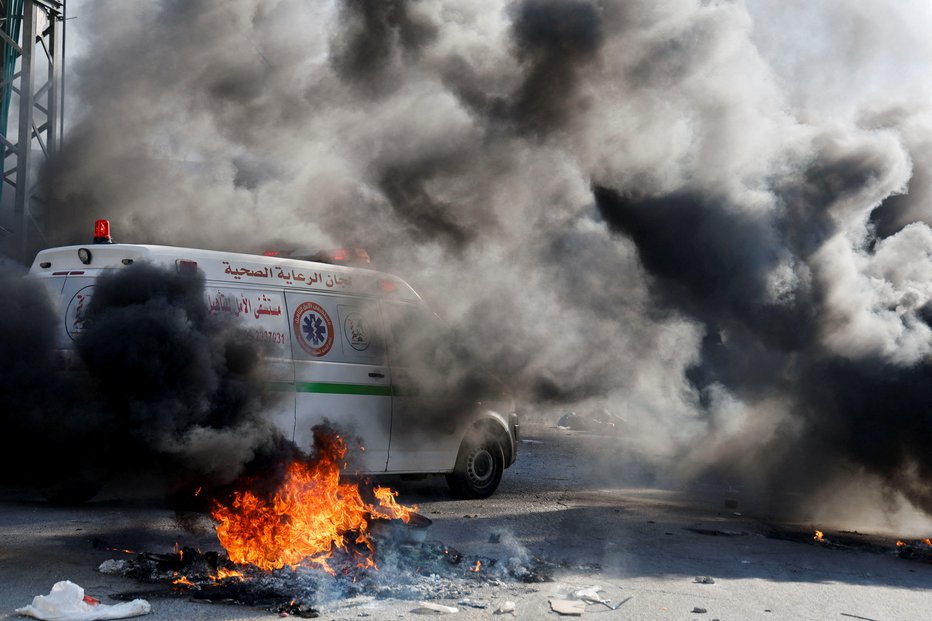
[46,0,932,521]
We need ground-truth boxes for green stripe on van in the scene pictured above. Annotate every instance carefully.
[272,382,392,397]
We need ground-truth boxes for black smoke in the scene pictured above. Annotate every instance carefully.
[0,263,96,492]
[0,262,285,501]
[594,179,932,515]
[331,0,437,93]
[506,0,603,134]
[593,186,814,394]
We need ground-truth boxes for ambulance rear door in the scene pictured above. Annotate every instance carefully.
[58,272,97,348]
[285,291,392,473]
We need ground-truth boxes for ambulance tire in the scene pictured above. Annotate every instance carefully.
[446,434,504,499]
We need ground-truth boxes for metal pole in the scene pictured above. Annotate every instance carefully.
[48,3,62,154]
[14,0,33,262]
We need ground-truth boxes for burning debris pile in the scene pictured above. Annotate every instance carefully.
[895,538,932,562]
[99,537,548,614]
[98,427,552,614]
[211,427,418,575]
[764,526,932,563]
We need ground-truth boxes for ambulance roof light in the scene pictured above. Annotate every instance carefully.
[93,219,113,244]
[311,248,371,266]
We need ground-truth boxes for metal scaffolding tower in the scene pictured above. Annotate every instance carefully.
[0,0,64,262]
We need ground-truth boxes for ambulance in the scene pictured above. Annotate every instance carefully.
[29,221,518,499]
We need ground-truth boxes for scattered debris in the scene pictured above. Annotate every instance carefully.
[549,599,587,616]
[547,587,630,616]
[895,539,932,562]
[98,539,553,612]
[15,581,151,621]
[98,560,129,575]
[694,576,715,584]
[572,585,618,610]
[277,600,319,618]
[765,529,889,554]
[411,602,459,615]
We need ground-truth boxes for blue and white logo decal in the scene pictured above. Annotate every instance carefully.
[293,301,334,357]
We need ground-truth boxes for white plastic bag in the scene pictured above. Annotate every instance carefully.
[15,581,151,621]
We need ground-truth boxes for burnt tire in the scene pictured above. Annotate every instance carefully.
[446,434,504,499]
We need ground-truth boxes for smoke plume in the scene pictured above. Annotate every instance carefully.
[20,0,932,520]
[0,262,283,498]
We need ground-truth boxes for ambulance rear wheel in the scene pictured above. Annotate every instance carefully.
[446,435,504,499]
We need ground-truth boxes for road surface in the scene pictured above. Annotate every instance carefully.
[2,421,931,620]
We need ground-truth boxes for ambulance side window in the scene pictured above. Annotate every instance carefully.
[382,301,451,369]
[336,301,385,362]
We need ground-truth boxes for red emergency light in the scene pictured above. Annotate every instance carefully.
[176,259,199,275]
[93,219,113,244]
[311,248,371,266]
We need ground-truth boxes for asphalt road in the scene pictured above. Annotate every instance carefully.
[2,422,932,620]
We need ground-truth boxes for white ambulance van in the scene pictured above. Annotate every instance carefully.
[29,221,518,499]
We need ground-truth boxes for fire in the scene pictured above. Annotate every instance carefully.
[212,567,244,582]
[372,486,417,523]
[813,530,825,542]
[172,574,197,589]
[470,560,482,573]
[211,430,417,574]
[897,540,907,547]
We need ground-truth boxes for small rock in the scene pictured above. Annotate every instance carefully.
[692,606,708,613]
[495,601,516,615]
[98,559,128,575]
[694,576,715,584]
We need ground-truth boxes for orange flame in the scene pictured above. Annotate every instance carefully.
[897,540,907,547]
[813,530,825,542]
[211,431,417,574]
[212,567,245,582]
[470,560,482,573]
[172,574,197,589]
[372,486,418,523]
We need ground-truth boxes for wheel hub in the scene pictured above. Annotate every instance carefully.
[467,448,494,486]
